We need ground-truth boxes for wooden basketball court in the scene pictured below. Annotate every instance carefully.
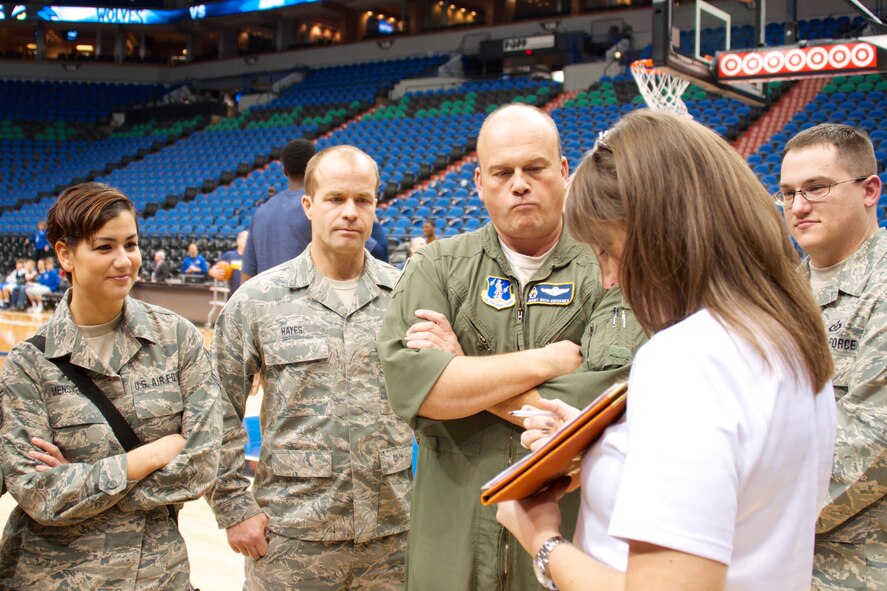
[0,310,247,590]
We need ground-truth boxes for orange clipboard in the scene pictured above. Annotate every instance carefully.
[480,381,627,506]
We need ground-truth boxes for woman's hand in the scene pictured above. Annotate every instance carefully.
[28,437,69,472]
[520,398,581,452]
[496,477,569,555]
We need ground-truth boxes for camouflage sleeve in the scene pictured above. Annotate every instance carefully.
[817,296,887,533]
[206,295,264,529]
[115,319,223,512]
[0,353,135,527]
[536,286,645,409]
[378,252,456,428]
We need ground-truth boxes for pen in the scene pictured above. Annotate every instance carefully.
[508,409,560,419]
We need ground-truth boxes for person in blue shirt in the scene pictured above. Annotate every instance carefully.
[25,258,60,313]
[241,139,316,284]
[241,139,389,286]
[209,230,247,298]
[181,242,208,277]
[25,221,50,261]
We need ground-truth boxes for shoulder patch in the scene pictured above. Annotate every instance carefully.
[527,282,575,306]
[481,276,516,310]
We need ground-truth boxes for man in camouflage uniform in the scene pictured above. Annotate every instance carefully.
[0,294,222,590]
[780,123,887,590]
[209,145,412,591]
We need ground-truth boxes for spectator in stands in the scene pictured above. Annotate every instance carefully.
[209,146,412,590]
[496,109,835,591]
[778,123,886,591]
[9,259,36,311]
[181,242,208,277]
[0,259,26,310]
[422,218,437,244]
[150,249,172,282]
[241,139,391,284]
[378,104,644,590]
[241,138,316,284]
[398,236,426,269]
[208,230,247,297]
[25,258,60,313]
[0,182,222,590]
[24,221,50,261]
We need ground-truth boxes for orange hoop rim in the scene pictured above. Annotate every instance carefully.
[630,58,657,73]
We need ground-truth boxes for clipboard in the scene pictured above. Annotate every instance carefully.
[480,381,627,506]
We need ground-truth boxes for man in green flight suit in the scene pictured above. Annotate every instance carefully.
[378,104,646,590]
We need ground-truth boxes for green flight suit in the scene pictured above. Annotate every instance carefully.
[378,223,646,590]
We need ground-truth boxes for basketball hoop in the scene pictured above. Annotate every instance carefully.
[630,59,691,117]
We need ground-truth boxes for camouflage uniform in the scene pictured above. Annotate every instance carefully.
[0,294,223,591]
[209,250,413,590]
[378,223,645,590]
[809,229,887,591]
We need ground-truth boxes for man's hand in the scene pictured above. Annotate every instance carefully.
[208,264,224,280]
[227,512,270,560]
[405,309,464,355]
[541,341,583,379]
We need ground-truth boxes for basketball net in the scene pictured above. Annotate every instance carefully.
[631,59,691,117]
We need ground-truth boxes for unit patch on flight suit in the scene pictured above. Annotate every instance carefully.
[481,276,515,310]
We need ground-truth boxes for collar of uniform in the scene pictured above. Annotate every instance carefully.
[805,228,887,305]
[480,220,583,278]
[42,293,156,370]
[283,247,399,291]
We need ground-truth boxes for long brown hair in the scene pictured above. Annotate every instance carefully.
[566,110,832,391]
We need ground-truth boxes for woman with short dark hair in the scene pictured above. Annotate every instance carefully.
[0,182,222,590]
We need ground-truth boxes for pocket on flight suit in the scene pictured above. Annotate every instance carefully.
[262,337,330,417]
[584,310,634,370]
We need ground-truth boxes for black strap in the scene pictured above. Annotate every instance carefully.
[28,335,142,451]
[27,334,178,524]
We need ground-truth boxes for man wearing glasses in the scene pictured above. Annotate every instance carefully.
[778,123,886,590]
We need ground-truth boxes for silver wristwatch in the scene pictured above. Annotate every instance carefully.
[533,535,569,590]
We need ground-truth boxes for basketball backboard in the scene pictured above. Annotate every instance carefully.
[651,0,887,107]
[651,0,769,106]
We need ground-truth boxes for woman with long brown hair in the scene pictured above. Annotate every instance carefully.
[0,182,221,590]
[496,110,835,591]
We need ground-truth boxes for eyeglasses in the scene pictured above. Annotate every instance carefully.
[772,176,868,206]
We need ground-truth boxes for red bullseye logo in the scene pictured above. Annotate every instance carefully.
[718,42,878,80]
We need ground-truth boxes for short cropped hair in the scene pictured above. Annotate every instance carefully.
[783,123,877,177]
[282,139,317,182]
[46,182,137,248]
[304,145,381,197]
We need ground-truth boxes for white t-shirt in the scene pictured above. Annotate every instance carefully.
[578,309,835,591]
[499,239,556,288]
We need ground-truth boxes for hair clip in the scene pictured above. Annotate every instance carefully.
[594,129,612,152]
